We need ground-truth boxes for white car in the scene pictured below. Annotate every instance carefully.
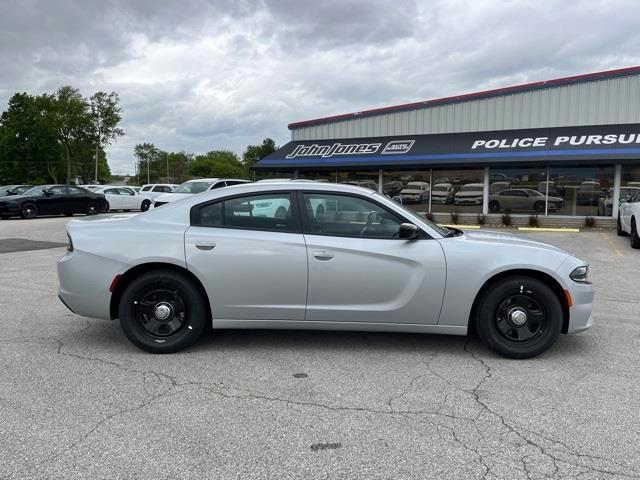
[430,183,455,204]
[454,183,484,205]
[618,189,640,248]
[153,178,250,207]
[93,186,152,212]
[139,184,179,201]
[399,182,430,203]
[598,187,640,216]
[58,181,593,359]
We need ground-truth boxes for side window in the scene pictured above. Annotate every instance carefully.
[49,186,68,195]
[118,188,134,195]
[192,193,297,232]
[67,187,85,195]
[141,186,152,191]
[152,186,165,192]
[162,186,173,192]
[226,180,246,186]
[210,182,226,189]
[105,188,120,195]
[303,193,403,239]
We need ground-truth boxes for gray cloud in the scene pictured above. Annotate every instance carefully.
[1,0,640,174]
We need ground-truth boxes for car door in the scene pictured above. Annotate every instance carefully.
[37,185,68,214]
[621,191,640,231]
[117,188,138,209]
[185,191,308,321]
[300,191,446,325]
[67,186,93,213]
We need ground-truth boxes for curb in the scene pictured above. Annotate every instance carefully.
[517,227,580,233]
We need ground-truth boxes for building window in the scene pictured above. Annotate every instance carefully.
[436,169,484,214]
[488,167,548,214]
[337,171,379,192]
[297,171,337,183]
[382,170,431,211]
[548,166,614,216]
[617,165,640,215]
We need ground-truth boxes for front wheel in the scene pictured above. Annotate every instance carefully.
[118,270,208,353]
[86,202,99,215]
[474,276,563,359]
[631,219,640,249]
[21,203,37,219]
[141,199,151,211]
[489,200,500,212]
[533,201,545,213]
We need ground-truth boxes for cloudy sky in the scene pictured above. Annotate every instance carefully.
[2,0,640,174]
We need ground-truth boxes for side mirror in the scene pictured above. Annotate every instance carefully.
[399,222,419,240]
[43,190,53,196]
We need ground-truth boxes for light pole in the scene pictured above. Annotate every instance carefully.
[94,147,99,184]
[147,159,150,185]
[166,152,169,182]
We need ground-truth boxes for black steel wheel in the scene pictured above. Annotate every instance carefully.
[86,201,99,215]
[119,270,207,353]
[141,199,151,211]
[474,276,562,358]
[489,200,500,212]
[631,219,640,249]
[21,203,37,219]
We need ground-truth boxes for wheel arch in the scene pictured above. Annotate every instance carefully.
[109,262,212,321]
[469,268,570,335]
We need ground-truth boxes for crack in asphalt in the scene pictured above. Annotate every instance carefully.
[6,325,639,480]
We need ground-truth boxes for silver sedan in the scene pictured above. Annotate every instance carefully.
[58,182,593,358]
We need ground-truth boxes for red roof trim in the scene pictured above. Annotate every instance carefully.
[288,66,640,130]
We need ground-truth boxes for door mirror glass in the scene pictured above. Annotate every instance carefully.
[399,222,419,239]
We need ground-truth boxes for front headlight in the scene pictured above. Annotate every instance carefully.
[569,266,590,284]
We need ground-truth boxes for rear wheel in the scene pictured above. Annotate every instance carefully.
[64,212,74,217]
[533,201,545,213]
[141,199,151,211]
[617,215,627,236]
[86,201,99,215]
[489,200,500,212]
[631,219,640,249]
[21,203,37,219]
[118,270,208,353]
[474,276,562,359]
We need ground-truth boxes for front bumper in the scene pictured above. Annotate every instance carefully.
[0,202,20,216]
[454,198,482,205]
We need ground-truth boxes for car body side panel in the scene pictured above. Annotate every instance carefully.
[437,231,570,327]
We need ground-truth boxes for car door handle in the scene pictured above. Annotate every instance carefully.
[196,242,216,251]
[312,250,334,260]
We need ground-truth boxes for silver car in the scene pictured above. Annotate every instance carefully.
[58,182,593,358]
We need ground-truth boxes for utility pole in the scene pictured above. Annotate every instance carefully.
[166,152,169,182]
[147,159,150,185]
[94,146,99,184]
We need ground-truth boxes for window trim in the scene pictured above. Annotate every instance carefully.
[190,190,302,234]
[296,190,430,240]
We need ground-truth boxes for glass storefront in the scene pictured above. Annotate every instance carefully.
[547,166,614,216]
[337,171,380,192]
[297,171,337,183]
[434,169,484,214]
[487,167,549,214]
[382,170,431,211]
[619,165,640,214]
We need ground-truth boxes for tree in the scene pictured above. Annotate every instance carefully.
[52,86,91,183]
[134,143,162,184]
[189,150,248,179]
[89,92,124,183]
[242,138,277,169]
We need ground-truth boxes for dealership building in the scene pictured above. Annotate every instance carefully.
[256,66,640,223]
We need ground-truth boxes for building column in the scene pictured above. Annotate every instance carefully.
[482,167,490,215]
[612,164,622,218]
[293,170,299,179]
[378,169,384,194]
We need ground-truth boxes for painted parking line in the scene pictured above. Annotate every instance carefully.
[601,232,623,257]
[518,227,580,233]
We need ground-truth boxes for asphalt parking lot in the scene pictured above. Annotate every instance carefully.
[0,216,639,480]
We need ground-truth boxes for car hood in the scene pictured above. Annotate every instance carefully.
[455,191,483,197]
[431,190,450,196]
[400,189,423,194]
[456,230,570,255]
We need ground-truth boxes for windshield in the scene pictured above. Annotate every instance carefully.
[21,186,45,197]
[373,192,449,237]
[173,181,213,194]
[406,182,424,188]
[433,186,448,192]
[461,185,481,192]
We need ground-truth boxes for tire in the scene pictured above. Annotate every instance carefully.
[21,203,37,219]
[64,212,74,217]
[533,201,545,213]
[474,276,563,359]
[631,219,640,249]
[118,270,208,353]
[617,215,628,236]
[86,202,99,215]
[141,199,151,212]
[489,200,500,212]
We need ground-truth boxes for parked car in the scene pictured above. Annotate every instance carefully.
[0,185,31,197]
[454,183,484,205]
[489,189,564,213]
[399,181,430,203]
[489,181,511,194]
[341,180,378,191]
[0,185,108,219]
[618,189,640,248]
[598,187,640,216]
[383,181,405,196]
[152,178,250,207]
[93,186,152,212]
[139,184,179,201]
[430,183,455,204]
[58,182,593,359]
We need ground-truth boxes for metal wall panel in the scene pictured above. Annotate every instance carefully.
[290,74,640,140]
